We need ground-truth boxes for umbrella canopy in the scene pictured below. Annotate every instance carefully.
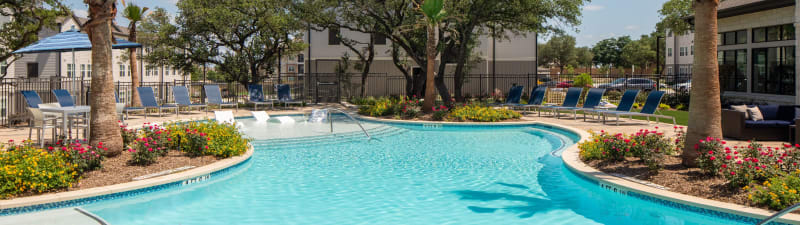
[12,28,142,54]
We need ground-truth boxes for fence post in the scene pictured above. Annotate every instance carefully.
[657,72,662,91]
[624,73,629,90]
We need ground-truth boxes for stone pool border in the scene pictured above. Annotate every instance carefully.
[0,144,253,216]
[358,114,799,224]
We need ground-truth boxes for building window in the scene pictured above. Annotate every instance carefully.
[718,49,747,92]
[165,67,170,76]
[667,48,672,57]
[81,64,86,78]
[752,46,795,95]
[146,66,150,76]
[67,64,74,77]
[120,65,125,77]
[26,63,38,78]
[298,64,304,74]
[753,24,795,43]
[720,30,746,46]
[372,33,387,45]
[288,65,295,72]
[691,45,694,55]
[679,47,686,56]
[0,61,6,75]
[298,54,304,63]
[328,28,341,45]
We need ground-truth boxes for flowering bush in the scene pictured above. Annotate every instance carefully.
[695,137,800,188]
[0,140,78,198]
[579,127,680,172]
[748,170,800,210]
[52,140,105,173]
[431,105,449,121]
[447,104,521,122]
[695,137,726,176]
[358,98,393,117]
[128,137,161,166]
[166,121,250,158]
[120,122,136,148]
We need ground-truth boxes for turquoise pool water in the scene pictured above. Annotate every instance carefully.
[80,121,767,224]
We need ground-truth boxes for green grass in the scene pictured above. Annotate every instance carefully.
[629,109,689,126]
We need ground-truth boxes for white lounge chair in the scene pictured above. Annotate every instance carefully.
[251,111,270,123]
[214,111,235,124]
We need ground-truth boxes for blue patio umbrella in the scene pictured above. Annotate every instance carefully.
[12,28,142,92]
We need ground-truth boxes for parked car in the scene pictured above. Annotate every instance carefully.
[676,79,691,92]
[596,78,666,91]
[556,81,574,88]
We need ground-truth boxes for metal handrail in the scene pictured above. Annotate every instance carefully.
[757,202,800,225]
[323,108,371,140]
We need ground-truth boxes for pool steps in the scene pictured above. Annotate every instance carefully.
[252,125,406,150]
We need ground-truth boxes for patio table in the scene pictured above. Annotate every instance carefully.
[39,106,91,139]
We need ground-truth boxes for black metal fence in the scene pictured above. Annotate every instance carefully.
[0,73,692,127]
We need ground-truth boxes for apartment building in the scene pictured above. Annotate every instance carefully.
[304,28,537,76]
[666,0,800,104]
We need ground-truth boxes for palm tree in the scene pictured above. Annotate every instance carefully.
[121,1,147,107]
[682,0,722,166]
[84,0,124,156]
[417,0,446,113]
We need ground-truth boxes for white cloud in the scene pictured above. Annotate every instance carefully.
[583,5,605,11]
[624,25,640,31]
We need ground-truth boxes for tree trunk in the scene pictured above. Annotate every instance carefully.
[422,25,437,112]
[360,40,375,98]
[435,41,453,106]
[128,26,141,107]
[86,0,123,156]
[682,0,722,167]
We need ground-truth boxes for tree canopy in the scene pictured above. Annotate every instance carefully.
[657,0,693,35]
[621,35,657,70]
[539,35,577,74]
[0,0,69,77]
[591,36,632,68]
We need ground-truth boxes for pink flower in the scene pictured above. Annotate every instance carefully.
[709,156,716,160]
[148,148,153,152]
[730,171,736,175]
[721,164,727,168]
[708,151,714,155]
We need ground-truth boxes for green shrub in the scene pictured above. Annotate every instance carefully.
[573,73,593,88]
[748,170,800,210]
[0,143,78,198]
[578,129,678,172]
[431,105,449,121]
[447,104,521,122]
[166,121,251,158]
[658,103,671,110]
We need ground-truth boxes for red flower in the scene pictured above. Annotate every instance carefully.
[709,156,716,160]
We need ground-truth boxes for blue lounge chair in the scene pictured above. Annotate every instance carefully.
[137,87,178,118]
[493,85,524,106]
[173,86,207,114]
[204,85,238,112]
[512,86,546,113]
[52,89,75,107]
[276,84,303,107]
[584,89,640,121]
[248,84,275,110]
[116,93,145,121]
[549,88,606,120]
[539,87,583,118]
[600,91,674,125]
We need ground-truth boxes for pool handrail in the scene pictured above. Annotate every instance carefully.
[323,108,371,140]
[757,202,800,225]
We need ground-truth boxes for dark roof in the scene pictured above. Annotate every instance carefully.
[717,0,794,18]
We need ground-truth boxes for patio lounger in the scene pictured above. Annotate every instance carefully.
[538,87,583,118]
[214,110,235,124]
[276,84,303,108]
[204,85,238,112]
[248,84,275,110]
[510,86,546,113]
[600,91,675,125]
[491,85,524,107]
[251,111,270,123]
[584,89,640,121]
[52,89,76,107]
[137,87,178,118]
[116,93,145,121]
[548,88,606,120]
[173,86,207,114]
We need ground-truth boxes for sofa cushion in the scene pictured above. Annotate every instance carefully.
[748,107,764,121]
[730,105,751,119]
[745,120,792,128]
[757,105,780,120]
[777,106,800,123]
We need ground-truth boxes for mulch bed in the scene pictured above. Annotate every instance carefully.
[73,150,220,190]
[585,155,752,207]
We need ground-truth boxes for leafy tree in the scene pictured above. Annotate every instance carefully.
[575,47,594,70]
[84,0,123,156]
[539,35,577,74]
[0,0,69,78]
[683,0,722,167]
[120,1,148,107]
[658,0,693,36]
[591,36,632,69]
[157,0,306,86]
[417,0,447,112]
[621,36,656,71]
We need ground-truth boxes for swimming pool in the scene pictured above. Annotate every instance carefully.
[55,118,782,224]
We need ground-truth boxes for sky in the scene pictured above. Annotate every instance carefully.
[63,0,670,47]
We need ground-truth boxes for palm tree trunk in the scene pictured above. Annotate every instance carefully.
[86,0,123,156]
[422,25,437,112]
[129,26,141,107]
[682,0,722,167]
